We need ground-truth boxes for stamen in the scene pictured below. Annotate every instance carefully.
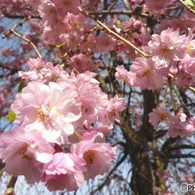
[18,143,32,160]
[108,108,116,119]
[83,150,96,164]
[141,67,155,77]
[63,0,72,6]
[157,112,169,121]
[37,106,46,122]
[187,43,195,56]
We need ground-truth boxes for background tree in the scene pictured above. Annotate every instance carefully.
[1,0,195,195]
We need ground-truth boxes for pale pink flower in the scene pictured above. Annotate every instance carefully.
[187,40,195,57]
[106,95,126,123]
[19,58,69,84]
[159,18,187,33]
[129,57,166,90]
[69,54,98,72]
[29,18,43,33]
[115,65,130,82]
[78,33,97,52]
[53,0,80,17]
[0,126,54,183]
[41,26,61,45]
[156,170,170,180]
[173,58,195,87]
[148,107,179,129]
[71,131,117,180]
[148,28,187,66]
[25,0,45,10]
[95,33,116,53]
[59,32,83,50]
[168,116,195,137]
[1,48,15,57]
[38,1,60,26]
[11,81,81,144]
[143,0,171,14]
[41,152,86,191]
[67,13,86,30]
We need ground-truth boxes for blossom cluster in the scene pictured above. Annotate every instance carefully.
[0,58,125,191]
[114,27,195,138]
[148,108,195,137]
[115,28,195,90]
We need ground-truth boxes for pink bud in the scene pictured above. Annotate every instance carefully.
[133,21,142,30]
[130,0,136,4]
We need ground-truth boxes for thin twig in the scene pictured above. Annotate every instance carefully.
[187,86,195,93]
[79,8,151,58]
[3,16,42,58]
[4,175,17,195]
[92,152,128,193]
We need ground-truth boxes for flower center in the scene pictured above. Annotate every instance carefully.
[18,143,32,160]
[63,0,72,6]
[108,108,116,119]
[37,105,57,122]
[37,107,47,122]
[83,150,96,164]
[157,112,169,121]
[141,67,155,77]
[187,43,195,56]
[160,43,174,55]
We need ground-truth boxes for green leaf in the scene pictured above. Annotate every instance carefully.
[48,43,65,48]
[182,0,195,9]
[7,110,16,122]
[18,81,26,92]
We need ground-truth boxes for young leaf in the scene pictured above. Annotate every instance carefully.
[18,81,26,92]
[48,43,65,48]
[180,0,195,13]
[7,110,16,122]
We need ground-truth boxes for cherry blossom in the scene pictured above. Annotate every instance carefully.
[0,126,54,183]
[41,152,86,191]
[71,131,117,180]
[148,107,179,129]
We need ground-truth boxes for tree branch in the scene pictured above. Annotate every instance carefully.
[4,175,17,195]
[2,17,42,58]
[80,8,151,58]
[92,152,128,193]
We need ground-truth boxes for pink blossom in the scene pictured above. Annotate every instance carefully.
[173,58,195,87]
[187,40,195,57]
[0,126,54,183]
[53,0,80,17]
[156,170,170,180]
[1,48,15,57]
[129,57,166,90]
[11,81,81,144]
[106,95,126,123]
[95,33,116,53]
[143,0,171,14]
[19,58,69,84]
[115,65,130,83]
[41,26,61,45]
[148,107,179,129]
[59,32,83,50]
[78,33,98,52]
[29,18,43,33]
[38,1,60,26]
[71,131,117,180]
[41,152,86,191]
[168,116,195,137]
[25,0,45,10]
[148,28,187,66]
[67,13,86,30]
[184,174,194,183]
[69,54,98,72]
